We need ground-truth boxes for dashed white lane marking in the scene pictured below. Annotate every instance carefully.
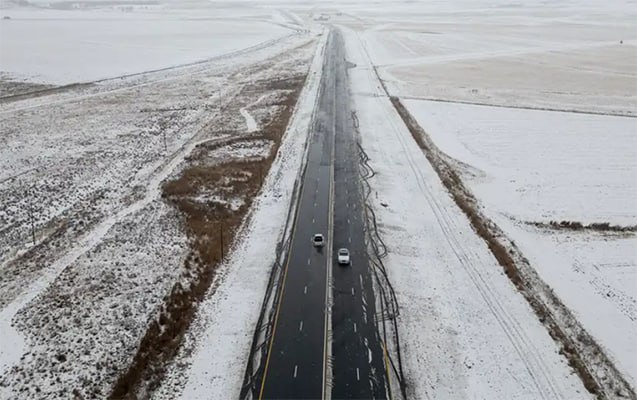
[356,367,360,381]
[294,365,298,378]
[299,321,304,332]
[314,202,317,207]
[348,237,351,243]
[312,217,315,223]
[354,322,357,333]
[347,218,350,224]
[346,203,349,208]
[351,287,355,295]
[304,286,307,294]
[307,258,311,265]
[359,274,363,288]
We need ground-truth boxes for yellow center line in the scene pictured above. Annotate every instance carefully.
[258,156,309,399]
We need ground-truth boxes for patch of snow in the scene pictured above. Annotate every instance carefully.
[239,94,269,133]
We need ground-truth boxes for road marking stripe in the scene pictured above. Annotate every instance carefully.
[308,258,311,265]
[294,365,298,378]
[354,322,357,333]
[351,287,355,295]
[356,367,360,381]
[323,39,337,400]
[299,321,304,332]
[258,102,312,398]
[304,285,307,294]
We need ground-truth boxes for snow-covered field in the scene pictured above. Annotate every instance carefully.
[403,99,637,389]
[345,0,637,116]
[341,26,592,399]
[0,2,296,84]
[0,0,315,396]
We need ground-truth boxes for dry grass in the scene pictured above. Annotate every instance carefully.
[389,96,635,399]
[530,220,637,233]
[108,74,305,399]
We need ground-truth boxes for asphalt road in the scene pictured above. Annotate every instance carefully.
[330,29,388,399]
[259,28,388,400]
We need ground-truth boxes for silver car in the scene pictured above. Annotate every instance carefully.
[337,248,350,265]
[312,233,325,247]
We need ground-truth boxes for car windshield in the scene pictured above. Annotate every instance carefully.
[314,235,323,241]
[339,249,348,255]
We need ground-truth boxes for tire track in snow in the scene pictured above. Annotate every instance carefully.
[356,31,564,400]
[240,94,269,133]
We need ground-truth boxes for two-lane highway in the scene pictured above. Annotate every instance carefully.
[257,27,389,399]
[258,29,336,399]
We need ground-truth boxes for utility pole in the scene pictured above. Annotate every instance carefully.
[27,199,35,245]
[219,221,224,261]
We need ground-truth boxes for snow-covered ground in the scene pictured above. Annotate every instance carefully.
[341,25,591,400]
[404,101,637,225]
[403,99,637,389]
[0,3,294,84]
[345,0,637,116]
[0,2,315,394]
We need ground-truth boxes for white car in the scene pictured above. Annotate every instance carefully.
[337,248,350,265]
[313,233,325,247]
